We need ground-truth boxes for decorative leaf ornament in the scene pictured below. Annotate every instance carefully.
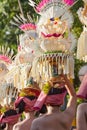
[29,0,75,12]
[34,0,77,53]
[76,0,87,62]
[0,45,15,64]
[10,13,34,28]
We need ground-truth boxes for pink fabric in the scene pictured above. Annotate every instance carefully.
[34,90,67,110]
[0,114,20,123]
[34,91,47,110]
[63,0,74,5]
[41,32,62,38]
[46,92,67,105]
[0,55,11,64]
[15,97,36,111]
[77,74,87,99]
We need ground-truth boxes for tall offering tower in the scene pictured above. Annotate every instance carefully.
[29,0,76,85]
[77,0,87,62]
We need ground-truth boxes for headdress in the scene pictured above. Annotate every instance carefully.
[15,96,37,112]
[19,87,40,97]
[0,109,20,124]
[46,87,67,106]
[14,77,40,111]
[34,84,67,110]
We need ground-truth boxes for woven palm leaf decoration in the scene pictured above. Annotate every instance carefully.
[77,0,87,62]
[0,45,15,64]
[29,0,78,83]
[10,12,43,89]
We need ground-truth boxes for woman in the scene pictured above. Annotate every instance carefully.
[76,65,87,130]
[0,109,21,130]
[13,86,47,130]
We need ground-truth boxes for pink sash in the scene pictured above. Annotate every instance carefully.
[34,90,67,110]
[15,97,36,111]
[0,114,20,123]
[46,92,67,105]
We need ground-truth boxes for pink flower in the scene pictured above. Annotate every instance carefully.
[19,23,36,31]
[36,0,50,12]
[63,0,74,5]
[0,55,12,64]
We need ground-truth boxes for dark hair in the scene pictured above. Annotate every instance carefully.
[3,109,17,118]
[48,87,66,95]
[0,122,6,129]
[39,104,47,114]
[16,100,25,114]
[34,104,47,117]
[0,109,17,129]
[25,95,37,100]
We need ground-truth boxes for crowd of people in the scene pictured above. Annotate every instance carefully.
[0,64,87,130]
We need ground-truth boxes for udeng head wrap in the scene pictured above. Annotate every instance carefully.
[34,85,67,110]
[15,87,40,112]
[15,96,37,112]
[0,109,20,124]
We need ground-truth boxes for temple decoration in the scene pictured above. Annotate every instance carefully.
[10,13,43,89]
[29,0,77,85]
[77,0,87,62]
